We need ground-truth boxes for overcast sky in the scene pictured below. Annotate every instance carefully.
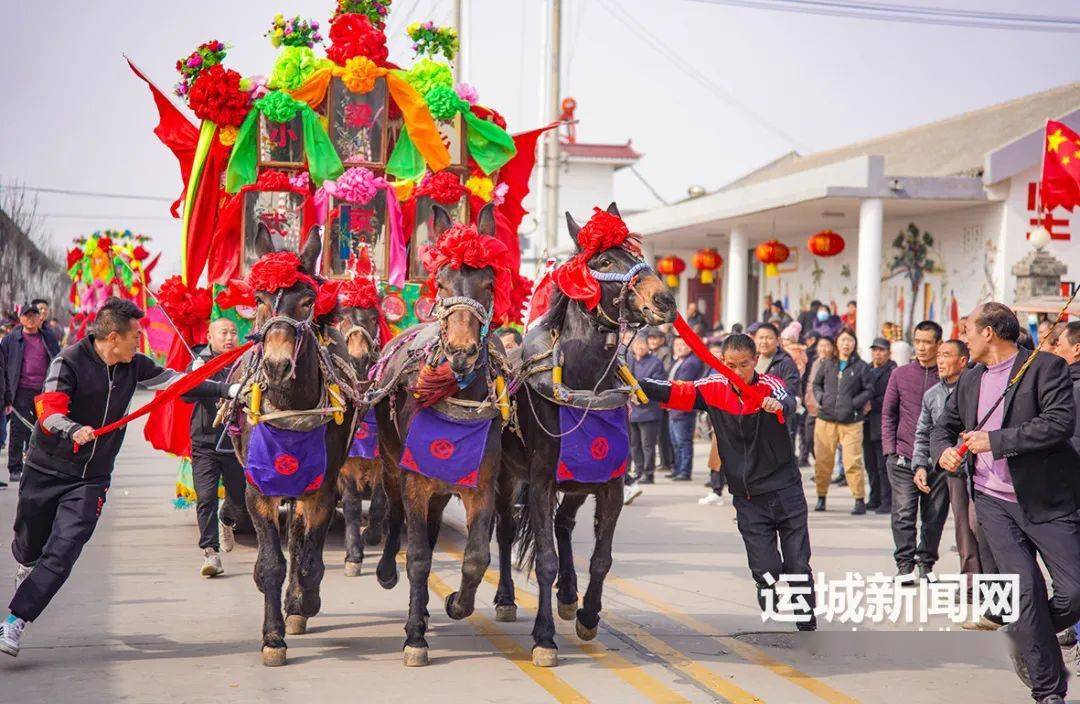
[3,0,1079,279]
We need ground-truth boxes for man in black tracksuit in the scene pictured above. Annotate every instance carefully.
[184,318,248,577]
[640,333,816,630]
[0,298,233,658]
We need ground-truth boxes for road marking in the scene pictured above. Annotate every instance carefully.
[438,540,762,704]
[396,554,590,703]
[604,574,859,704]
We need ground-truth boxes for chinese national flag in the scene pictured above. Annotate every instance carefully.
[1040,120,1080,212]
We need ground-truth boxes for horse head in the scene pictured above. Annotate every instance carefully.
[249,224,323,385]
[427,202,503,379]
[563,203,676,328]
[337,280,384,378]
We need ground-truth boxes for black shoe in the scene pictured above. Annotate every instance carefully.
[640,475,655,485]
[671,475,692,482]
[9,471,21,483]
[664,471,677,479]
[917,563,934,581]
[796,615,817,632]
[832,475,846,486]
[896,566,917,583]
[814,497,826,512]
[865,500,880,511]
[1058,628,1078,647]
[851,499,866,515]
[1036,696,1064,704]
[874,503,892,515]
[0,479,7,490]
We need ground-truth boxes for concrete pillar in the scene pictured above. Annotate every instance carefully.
[856,198,883,357]
[725,228,748,328]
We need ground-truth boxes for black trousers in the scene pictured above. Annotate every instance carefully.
[10,466,110,622]
[629,420,660,483]
[974,492,1080,701]
[192,448,247,551]
[887,456,949,571]
[7,387,37,476]
[733,482,815,622]
[862,432,890,508]
[658,410,675,468]
[802,415,817,463]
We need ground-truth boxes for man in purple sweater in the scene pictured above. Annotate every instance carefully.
[881,320,947,580]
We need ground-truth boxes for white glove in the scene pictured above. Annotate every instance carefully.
[228,383,240,399]
[191,358,206,370]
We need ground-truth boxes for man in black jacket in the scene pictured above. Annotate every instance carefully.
[864,338,896,513]
[1052,321,1080,455]
[0,303,61,485]
[933,303,1080,704]
[185,318,246,578]
[639,333,815,630]
[754,323,800,437]
[0,298,234,658]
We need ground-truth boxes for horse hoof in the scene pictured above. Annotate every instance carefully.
[285,615,308,635]
[532,647,558,668]
[377,571,398,590]
[557,600,578,622]
[444,591,473,620]
[576,618,598,641]
[403,646,429,667]
[343,561,362,577]
[495,604,518,622]
[262,647,287,667]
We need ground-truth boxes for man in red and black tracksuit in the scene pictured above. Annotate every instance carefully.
[639,333,816,630]
[0,298,234,658]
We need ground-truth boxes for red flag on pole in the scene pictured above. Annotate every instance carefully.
[1041,120,1080,213]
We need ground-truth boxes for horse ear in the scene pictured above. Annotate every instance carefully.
[606,202,621,219]
[565,212,581,247]
[477,203,496,237]
[298,226,322,275]
[431,204,454,239]
[253,223,275,259]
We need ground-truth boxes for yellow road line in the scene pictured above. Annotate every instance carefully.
[605,574,859,704]
[396,554,590,703]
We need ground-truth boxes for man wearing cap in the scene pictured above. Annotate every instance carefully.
[0,303,60,486]
[864,337,897,513]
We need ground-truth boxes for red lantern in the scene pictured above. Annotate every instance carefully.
[655,255,686,287]
[692,248,722,284]
[755,240,790,278]
[807,229,845,258]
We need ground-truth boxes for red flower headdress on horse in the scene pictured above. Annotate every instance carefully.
[546,206,641,312]
[338,250,394,344]
[247,250,339,318]
[421,223,515,324]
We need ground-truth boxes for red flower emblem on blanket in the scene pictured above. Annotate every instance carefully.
[429,438,456,460]
[274,453,300,475]
[590,437,610,460]
[355,422,370,440]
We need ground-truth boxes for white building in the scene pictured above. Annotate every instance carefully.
[626,82,1080,354]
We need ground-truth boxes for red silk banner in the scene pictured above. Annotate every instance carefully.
[672,314,783,423]
[92,341,252,440]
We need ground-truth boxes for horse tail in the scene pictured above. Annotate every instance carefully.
[513,482,535,573]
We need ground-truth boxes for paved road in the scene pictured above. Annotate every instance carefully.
[0,410,1062,703]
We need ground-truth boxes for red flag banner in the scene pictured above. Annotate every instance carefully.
[90,341,252,442]
[1041,120,1080,213]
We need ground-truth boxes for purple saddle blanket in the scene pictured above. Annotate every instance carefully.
[349,409,379,459]
[245,423,328,497]
[400,408,492,488]
[556,406,629,484]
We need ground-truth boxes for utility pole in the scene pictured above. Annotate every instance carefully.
[543,0,562,255]
[452,0,468,83]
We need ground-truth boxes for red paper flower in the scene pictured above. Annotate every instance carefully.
[66,248,83,269]
[314,279,342,318]
[215,279,255,309]
[131,245,150,262]
[247,251,314,293]
[97,237,113,252]
[188,65,251,128]
[576,207,637,257]
[421,224,514,321]
[414,171,466,206]
[326,13,389,67]
[157,275,212,326]
[339,277,380,309]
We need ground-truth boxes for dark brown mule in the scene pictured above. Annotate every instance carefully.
[229,227,358,667]
[370,203,510,667]
[508,203,676,666]
[336,301,386,576]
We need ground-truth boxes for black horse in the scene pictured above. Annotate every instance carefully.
[371,203,512,667]
[508,203,676,666]
[230,227,358,666]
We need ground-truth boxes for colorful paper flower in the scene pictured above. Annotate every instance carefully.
[455,82,479,105]
[189,64,251,127]
[415,171,466,205]
[406,22,459,63]
[341,55,379,94]
[270,46,324,91]
[333,0,392,29]
[218,125,239,146]
[326,13,388,67]
[424,84,468,123]
[255,90,304,124]
[324,166,385,205]
[465,175,494,202]
[266,14,322,48]
[403,58,453,99]
[174,40,228,102]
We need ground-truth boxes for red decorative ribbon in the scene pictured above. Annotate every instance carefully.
[671,314,783,423]
[87,341,253,444]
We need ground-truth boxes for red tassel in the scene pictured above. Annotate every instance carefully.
[410,363,458,408]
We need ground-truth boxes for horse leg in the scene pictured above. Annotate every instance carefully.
[529,479,560,667]
[576,480,623,642]
[427,493,451,550]
[247,489,288,666]
[283,487,334,635]
[376,467,405,589]
[445,488,495,621]
[554,493,586,621]
[402,481,434,666]
[339,466,365,577]
[364,478,387,546]
[493,474,519,622]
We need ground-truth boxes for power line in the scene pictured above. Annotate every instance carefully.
[628,166,671,206]
[596,0,806,150]
[685,0,1080,32]
[3,184,173,202]
[38,213,176,221]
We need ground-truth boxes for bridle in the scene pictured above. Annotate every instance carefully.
[250,287,317,381]
[589,258,653,331]
[433,293,494,389]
